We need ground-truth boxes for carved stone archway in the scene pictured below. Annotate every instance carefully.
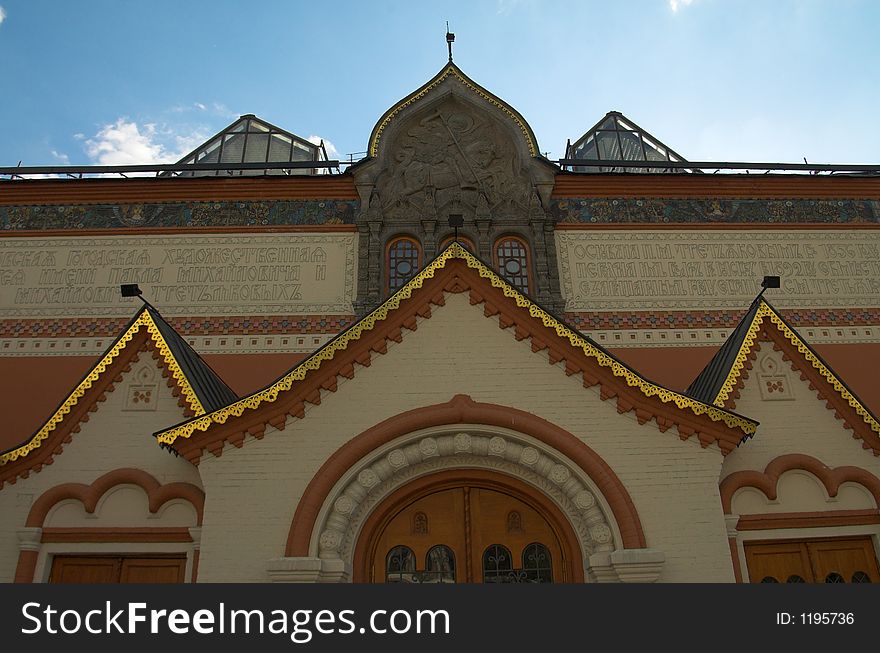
[273,396,664,583]
[316,427,617,571]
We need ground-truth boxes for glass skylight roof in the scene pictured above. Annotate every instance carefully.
[164,115,325,177]
[566,112,690,173]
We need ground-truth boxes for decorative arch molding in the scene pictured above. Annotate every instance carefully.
[25,468,204,527]
[287,395,647,562]
[315,430,617,573]
[720,454,880,514]
[14,468,204,583]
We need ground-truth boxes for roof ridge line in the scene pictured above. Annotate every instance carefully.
[0,306,209,469]
[156,243,757,448]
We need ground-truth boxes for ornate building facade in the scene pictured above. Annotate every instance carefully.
[1,63,878,584]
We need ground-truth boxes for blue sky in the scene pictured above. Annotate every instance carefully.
[1,0,878,168]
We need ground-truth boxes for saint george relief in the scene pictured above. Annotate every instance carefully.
[377,100,530,223]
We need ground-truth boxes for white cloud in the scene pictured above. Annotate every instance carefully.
[83,118,206,168]
[496,0,523,15]
[50,150,70,164]
[307,136,340,174]
[212,102,239,119]
[169,102,209,113]
[0,6,6,26]
[307,135,339,160]
[669,0,696,12]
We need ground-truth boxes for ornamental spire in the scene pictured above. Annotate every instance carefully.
[446,22,455,62]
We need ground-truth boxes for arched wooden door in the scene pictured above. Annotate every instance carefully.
[357,472,580,583]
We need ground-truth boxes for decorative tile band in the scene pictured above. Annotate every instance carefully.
[0,200,358,231]
[549,198,880,224]
[3,308,876,340]
[0,315,354,339]
[565,308,880,331]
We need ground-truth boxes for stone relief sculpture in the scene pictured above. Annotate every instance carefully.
[376,100,530,223]
[351,66,561,313]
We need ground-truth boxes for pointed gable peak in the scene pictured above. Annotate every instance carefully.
[367,62,540,159]
[687,297,880,452]
[156,242,756,456]
[0,304,236,480]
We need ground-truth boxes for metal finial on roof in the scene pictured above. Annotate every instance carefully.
[446,22,455,62]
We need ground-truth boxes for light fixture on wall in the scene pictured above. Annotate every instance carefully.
[448,213,464,241]
[758,275,780,298]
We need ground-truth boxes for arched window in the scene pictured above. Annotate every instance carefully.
[425,545,456,583]
[521,543,553,583]
[852,571,871,583]
[494,236,531,294]
[385,546,416,583]
[482,544,513,583]
[439,235,475,252]
[824,572,845,583]
[387,237,422,293]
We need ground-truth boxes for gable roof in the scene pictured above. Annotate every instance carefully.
[686,297,880,453]
[687,299,763,405]
[566,111,691,173]
[0,305,236,482]
[146,307,239,412]
[156,243,757,459]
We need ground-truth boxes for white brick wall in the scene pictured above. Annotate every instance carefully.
[0,357,202,582]
[721,345,880,482]
[197,293,734,582]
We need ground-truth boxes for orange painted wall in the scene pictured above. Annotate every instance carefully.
[2,343,877,456]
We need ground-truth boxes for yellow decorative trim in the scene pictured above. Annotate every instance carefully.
[712,303,769,408]
[157,244,756,447]
[141,311,205,417]
[1,310,205,467]
[368,64,537,158]
[713,301,880,438]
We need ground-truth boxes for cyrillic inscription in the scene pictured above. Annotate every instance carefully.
[556,230,880,310]
[0,233,356,318]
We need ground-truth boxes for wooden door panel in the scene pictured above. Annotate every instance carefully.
[744,542,813,583]
[371,484,565,583]
[745,538,880,583]
[809,539,880,583]
[469,487,563,583]
[120,557,186,583]
[50,556,120,583]
[50,555,186,583]
[372,488,467,582]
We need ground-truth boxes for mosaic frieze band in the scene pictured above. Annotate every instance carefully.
[565,308,880,331]
[0,315,354,339]
[3,197,879,232]
[549,198,880,224]
[0,200,358,231]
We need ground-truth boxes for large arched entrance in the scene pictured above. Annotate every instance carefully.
[284,396,655,583]
[354,470,581,583]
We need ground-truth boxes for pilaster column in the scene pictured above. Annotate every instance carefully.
[14,527,42,583]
